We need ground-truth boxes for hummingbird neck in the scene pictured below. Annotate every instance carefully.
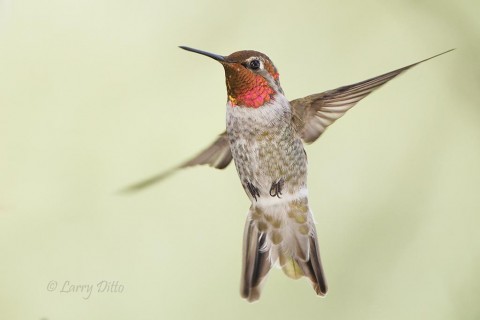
[227,75,276,109]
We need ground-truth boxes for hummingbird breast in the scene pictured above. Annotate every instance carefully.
[226,95,308,204]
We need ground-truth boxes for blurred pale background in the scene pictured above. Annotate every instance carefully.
[1,0,479,319]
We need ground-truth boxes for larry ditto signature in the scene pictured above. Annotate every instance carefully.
[47,280,124,299]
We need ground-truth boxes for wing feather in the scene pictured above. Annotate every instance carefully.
[291,49,454,144]
[121,132,232,192]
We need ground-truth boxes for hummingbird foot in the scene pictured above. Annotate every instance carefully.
[269,178,285,198]
[246,180,260,201]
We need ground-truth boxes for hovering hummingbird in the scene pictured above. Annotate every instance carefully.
[124,47,453,302]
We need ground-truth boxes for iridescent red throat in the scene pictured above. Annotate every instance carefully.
[224,65,275,108]
[229,76,275,108]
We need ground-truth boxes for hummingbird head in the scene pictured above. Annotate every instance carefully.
[180,46,282,108]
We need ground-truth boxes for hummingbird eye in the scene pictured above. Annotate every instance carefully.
[248,59,261,70]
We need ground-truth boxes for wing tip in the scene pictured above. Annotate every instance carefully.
[412,48,455,67]
[117,169,177,195]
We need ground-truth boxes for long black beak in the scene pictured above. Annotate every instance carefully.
[179,46,225,62]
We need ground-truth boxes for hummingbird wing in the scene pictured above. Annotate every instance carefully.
[291,49,454,144]
[121,131,232,192]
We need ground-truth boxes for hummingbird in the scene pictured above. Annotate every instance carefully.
[124,47,453,302]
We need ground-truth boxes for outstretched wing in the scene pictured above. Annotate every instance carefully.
[291,49,454,144]
[122,131,232,192]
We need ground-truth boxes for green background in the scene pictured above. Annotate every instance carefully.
[1,0,479,319]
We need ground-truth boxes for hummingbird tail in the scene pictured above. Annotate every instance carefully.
[240,203,327,302]
[240,216,272,302]
[279,227,328,297]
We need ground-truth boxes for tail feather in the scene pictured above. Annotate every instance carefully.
[296,235,328,296]
[240,219,272,302]
[279,231,327,295]
[240,203,328,302]
[279,255,304,279]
